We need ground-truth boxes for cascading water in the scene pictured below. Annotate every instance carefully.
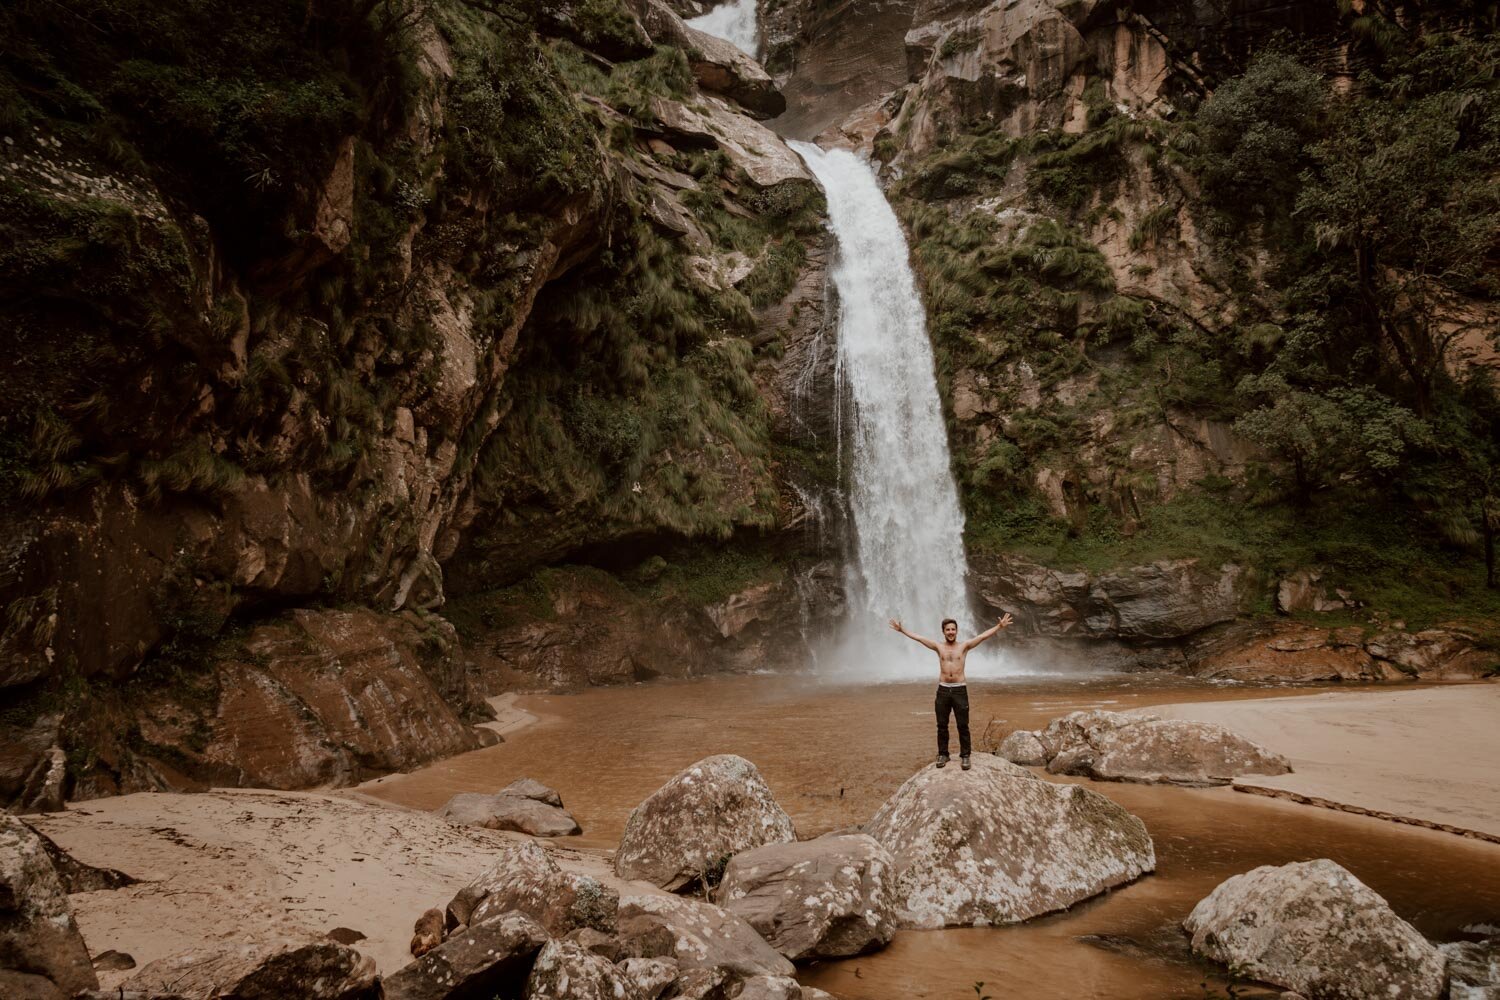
[791,143,1006,679]
[686,0,760,57]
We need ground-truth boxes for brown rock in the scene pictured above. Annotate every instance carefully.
[123,940,376,999]
[1184,860,1446,1000]
[410,907,445,957]
[614,755,796,890]
[91,949,136,972]
[436,792,582,837]
[383,912,549,1000]
[524,939,630,999]
[864,755,1155,928]
[0,969,66,1000]
[0,814,98,995]
[449,839,618,937]
[619,956,678,999]
[716,834,897,961]
[616,893,796,978]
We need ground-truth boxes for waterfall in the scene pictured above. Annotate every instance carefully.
[686,0,760,58]
[791,143,1001,679]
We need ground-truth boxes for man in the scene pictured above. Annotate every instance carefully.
[889,614,1014,770]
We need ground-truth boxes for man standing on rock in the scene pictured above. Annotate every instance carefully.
[889,614,1014,770]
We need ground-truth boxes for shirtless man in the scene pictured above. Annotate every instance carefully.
[889,614,1014,770]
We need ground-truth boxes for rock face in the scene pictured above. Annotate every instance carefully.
[630,0,788,116]
[863,755,1155,928]
[614,755,796,890]
[384,912,549,1000]
[1194,623,1497,683]
[524,939,631,1000]
[616,893,797,978]
[447,840,618,938]
[0,814,98,996]
[437,779,582,837]
[716,834,897,961]
[1184,860,1447,1000]
[1442,937,1500,1000]
[123,940,377,999]
[998,710,1292,787]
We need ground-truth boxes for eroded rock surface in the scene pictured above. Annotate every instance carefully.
[616,893,796,978]
[1195,623,1497,683]
[0,814,98,996]
[448,840,617,937]
[384,912,548,1000]
[716,834,897,960]
[864,754,1155,928]
[524,939,630,1000]
[1184,859,1446,1000]
[614,755,796,890]
[998,710,1292,786]
[122,940,377,999]
[436,779,582,837]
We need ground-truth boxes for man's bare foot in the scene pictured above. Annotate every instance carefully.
[936,753,950,768]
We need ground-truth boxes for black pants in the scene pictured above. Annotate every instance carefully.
[935,684,971,757]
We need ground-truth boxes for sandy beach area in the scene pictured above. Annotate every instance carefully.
[1146,683,1500,841]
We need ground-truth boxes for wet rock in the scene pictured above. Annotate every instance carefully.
[1004,710,1291,787]
[123,940,377,999]
[975,556,1256,642]
[501,778,565,808]
[618,956,678,999]
[449,839,618,936]
[716,834,897,960]
[524,939,630,999]
[0,813,98,995]
[996,730,1047,766]
[1441,936,1500,999]
[1191,622,1493,682]
[409,907,444,957]
[616,893,796,978]
[436,792,582,837]
[383,912,549,1000]
[615,754,796,891]
[1184,859,1446,1000]
[864,754,1155,928]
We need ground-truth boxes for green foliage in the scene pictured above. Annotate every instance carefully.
[1024,115,1153,214]
[898,129,1018,201]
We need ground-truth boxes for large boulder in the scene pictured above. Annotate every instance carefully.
[716,834,897,961]
[651,98,813,188]
[436,778,582,837]
[614,755,796,891]
[1183,859,1446,1000]
[998,710,1292,787]
[383,912,549,1000]
[864,755,1155,928]
[1442,936,1500,1000]
[615,893,796,978]
[524,939,630,999]
[619,956,679,999]
[0,814,98,996]
[122,940,377,999]
[448,840,617,937]
[631,0,786,117]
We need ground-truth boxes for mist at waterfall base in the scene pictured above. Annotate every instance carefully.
[791,142,1027,681]
[685,0,759,57]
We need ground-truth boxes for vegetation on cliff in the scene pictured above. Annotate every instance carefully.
[891,10,1500,630]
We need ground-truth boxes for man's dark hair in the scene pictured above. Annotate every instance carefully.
[941,618,957,629]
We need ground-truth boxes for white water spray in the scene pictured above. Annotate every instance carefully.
[791,143,1007,679]
[686,0,760,58]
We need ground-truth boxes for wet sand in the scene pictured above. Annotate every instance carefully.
[362,674,1500,999]
[1147,684,1500,840]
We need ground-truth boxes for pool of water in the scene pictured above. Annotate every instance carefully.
[363,674,1500,999]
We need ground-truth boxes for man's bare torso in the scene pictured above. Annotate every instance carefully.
[936,642,969,684]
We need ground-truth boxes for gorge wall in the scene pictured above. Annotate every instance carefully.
[2,0,1497,811]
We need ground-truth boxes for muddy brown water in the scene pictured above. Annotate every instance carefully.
[365,674,1500,999]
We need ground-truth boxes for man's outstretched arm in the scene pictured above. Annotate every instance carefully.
[889,619,940,651]
[964,613,1015,651]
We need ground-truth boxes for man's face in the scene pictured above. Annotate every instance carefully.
[943,622,958,642]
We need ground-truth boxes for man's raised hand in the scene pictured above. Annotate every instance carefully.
[888,618,903,633]
[998,612,1014,629]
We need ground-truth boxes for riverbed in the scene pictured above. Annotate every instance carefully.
[362,674,1500,999]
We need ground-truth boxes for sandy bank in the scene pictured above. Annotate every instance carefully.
[27,788,656,989]
[1145,684,1500,841]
